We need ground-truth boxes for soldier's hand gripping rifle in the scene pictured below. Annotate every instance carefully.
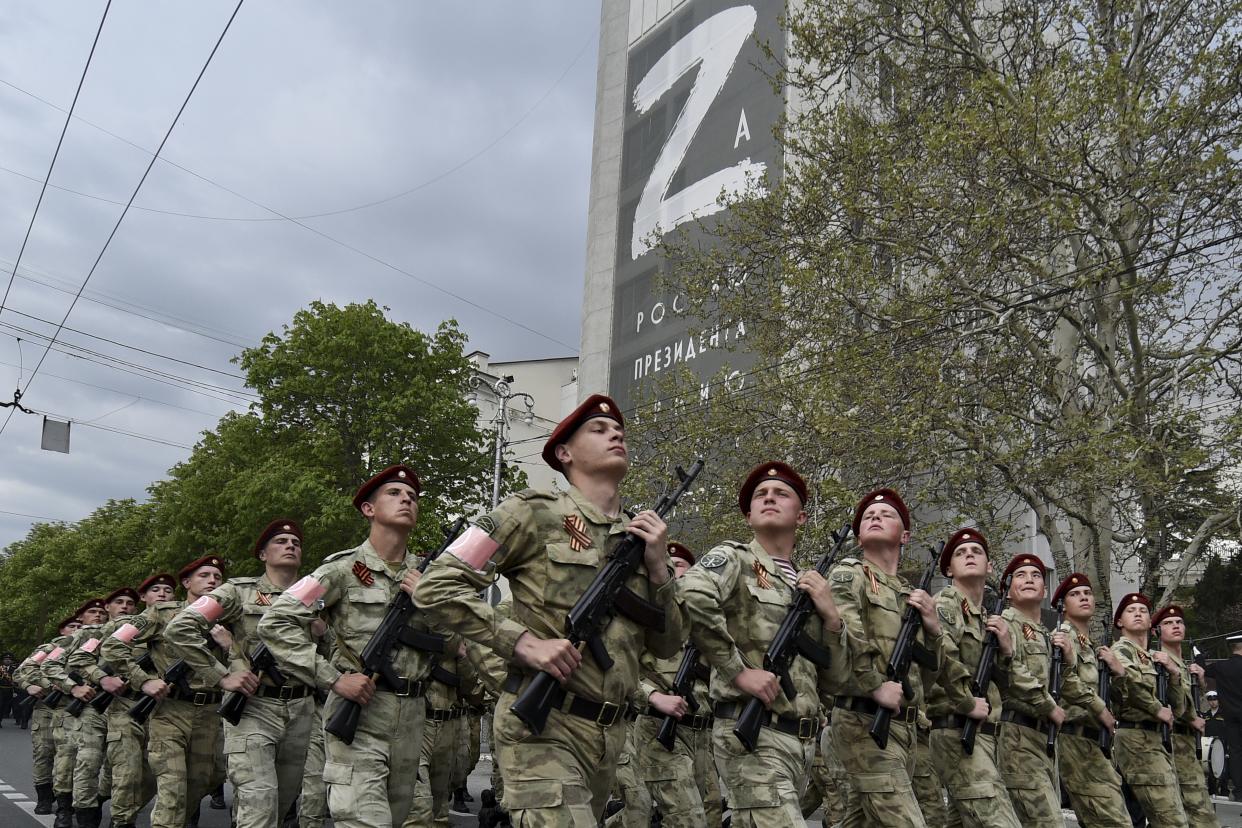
[960,572,1013,755]
[1155,659,1173,753]
[733,524,853,752]
[324,517,467,745]
[128,658,192,724]
[217,643,288,725]
[655,643,704,751]
[86,654,154,715]
[65,672,92,717]
[511,459,705,736]
[1045,601,1067,757]
[1191,643,1206,759]
[870,544,943,749]
[1098,631,1114,757]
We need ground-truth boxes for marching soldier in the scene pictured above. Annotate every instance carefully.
[413,395,686,825]
[829,488,942,826]
[680,462,850,825]
[926,529,1021,828]
[635,543,721,828]
[994,554,1064,828]
[1152,604,1215,828]
[1111,592,1189,827]
[0,652,15,726]
[65,587,139,828]
[1048,573,1129,827]
[258,464,434,828]
[99,573,175,828]
[165,519,317,828]
[100,555,229,828]
[14,615,82,815]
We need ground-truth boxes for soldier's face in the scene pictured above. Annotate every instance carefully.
[559,418,628,478]
[671,558,692,579]
[261,533,303,568]
[81,608,107,625]
[1158,617,1185,643]
[1117,602,1151,633]
[182,566,223,599]
[142,583,174,605]
[746,481,806,531]
[362,483,419,529]
[1065,585,1094,619]
[1008,566,1046,602]
[107,596,135,619]
[61,621,81,635]
[857,503,908,547]
[947,542,988,579]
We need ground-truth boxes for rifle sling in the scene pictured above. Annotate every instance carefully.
[614,586,666,632]
[795,632,834,669]
[692,661,711,683]
[430,663,461,688]
[398,628,449,653]
[911,643,937,671]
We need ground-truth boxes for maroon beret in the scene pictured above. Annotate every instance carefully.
[1152,604,1184,627]
[668,542,695,566]
[57,616,80,632]
[137,573,177,595]
[1002,553,1047,581]
[75,598,107,617]
[177,555,226,582]
[541,394,624,473]
[738,462,808,514]
[1051,573,1090,606]
[940,528,988,576]
[104,587,140,606]
[253,518,303,557]
[1113,592,1152,627]
[353,464,421,511]
[852,488,910,536]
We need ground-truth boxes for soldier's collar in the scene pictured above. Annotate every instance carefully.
[746,538,784,582]
[357,538,410,580]
[565,485,626,530]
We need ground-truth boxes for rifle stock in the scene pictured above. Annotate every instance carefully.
[1098,631,1114,757]
[1155,661,1172,753]
[1045,603,1067,757]
[217,642,288,725]
[960,573,1012,755]
[128,659,191,724]
[655,643,703,751]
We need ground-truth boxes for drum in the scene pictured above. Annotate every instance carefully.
[1209,736,1228,781]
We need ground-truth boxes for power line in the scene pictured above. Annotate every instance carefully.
[0,0,249,440]
[0,358,225,417]
[0,0,113,313]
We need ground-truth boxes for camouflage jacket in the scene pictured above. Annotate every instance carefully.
[1054,622,1112,726]
[413,486,685,707]
[35,633,83,693]
[996,606,1057,719]
[1110,638,1181,722]
[680,539,849,718]
[100,600,227,692]
[638,645,711,713]
[257,538,434,692]
[926,584,1006,720]
[1163,648,1195,723]
[67,615,144,686]
[13,639,69,691]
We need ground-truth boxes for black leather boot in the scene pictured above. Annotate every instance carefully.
[74,806,99,828]
[34,782,55,814]
[53,793,74,828]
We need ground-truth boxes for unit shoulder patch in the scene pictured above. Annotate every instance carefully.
[938,606,955,626]
[697,551,730,570]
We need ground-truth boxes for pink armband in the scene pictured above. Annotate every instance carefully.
[80,638,101,654]
[47,647,65,661]
[32,651,47,664]
[286,576,326,607]
[110,623,140,644]
[448,526,500,571]
[188,595,224,622]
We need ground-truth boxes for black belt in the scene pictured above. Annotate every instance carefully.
[254,684,312,701]
[713,702,820,740]
[643,708,713,731]
[930,714,997,737]
[1000,710,1050,734]
[373,677,427,697]
[839,696,918,724]
[501,672,630,728]
[427,706,466,722]
[1116,720,1159,733]
[1063,723,1102,741]
[168,687,224,706]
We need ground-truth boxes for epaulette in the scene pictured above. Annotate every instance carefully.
[838,556,863,567]
[514,488,558,501]
[154,601,181,610]
[719,540,748,551]
[229,576,260,585]
[322,548,357,564]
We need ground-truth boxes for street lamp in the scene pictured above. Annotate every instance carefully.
[471,374,535,509]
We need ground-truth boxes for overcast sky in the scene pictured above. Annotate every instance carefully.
[0,1,600,549]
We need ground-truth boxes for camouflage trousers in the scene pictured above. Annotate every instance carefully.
[913,726,947,826]
[1059,730,1128,828]
[224,693,315,828]
[405,711,463,827]
[147,697,222,828]
[492,689,628,827]
[52,708,80,794]
[1114,727,1189,828]
[636,713,721,828]
[105,704,155,825]
[322,689,426,828]
[454,713,481,790]
[300,701,327,828]
[928,725,1020,828]
[831,708,926,828]
[1171,732,1215,828]
[31,704,56,785]
[72,705,111,808]
[800,727,844,826]
[713,716,813,826]
[997,720,1060,828]
[603,722,651,828]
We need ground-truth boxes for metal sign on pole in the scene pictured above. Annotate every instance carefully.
[41,416,70,453]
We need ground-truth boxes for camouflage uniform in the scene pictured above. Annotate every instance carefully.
[603,721,652,827]
[14,645,61,790]
[64,623,117,812]
[1054,622,1129,827]
[828,555,941,828]
[40,639,84,803]
[258,538,434,828]
[404,647,478,828]
[799,714,840,824]
[462,604,509,804]
[635,647,721,828]
[912,712,947,826]
[164,575,316,828]
[413,486,686,826]
[1165,650,1214,828]
[994,606,1061,828]
[100,600,228,828]
[300,700,327,828]
[1110,638,1189,827]
[96,616,157,828]
[925,584,1020,828]
[680,540,850,827]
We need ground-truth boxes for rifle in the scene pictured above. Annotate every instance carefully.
[1191,643,1205,759]
[869,544,942,749]
[127,659,192,724]
[960,573,1013,755]
[655,643,704,751]
[733,524,852,751]
[1097,630,1114,757]
[511,459,705,735]
[42,687,65,710]
[64,672,91,717]
[325,517,468,745]
[217,643,288,725]
[1155,659,1172,753]
[87,654,155,714]
[1045,601,1067,757]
